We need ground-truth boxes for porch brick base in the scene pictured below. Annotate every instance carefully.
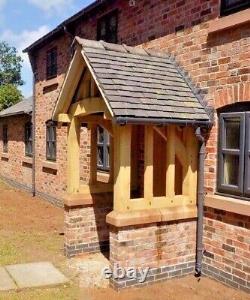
[64,240,109,258]
[64,198,112,258]
[110,262,195,290]
[109,219,197,290]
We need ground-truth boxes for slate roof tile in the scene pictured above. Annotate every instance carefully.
[0,97,33,118]
[76,37,210,122]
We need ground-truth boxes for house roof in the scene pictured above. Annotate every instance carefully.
[75,38,210,124]
[0,97,33,118]
[23,0,108,53]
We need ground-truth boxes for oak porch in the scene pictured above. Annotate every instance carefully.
[62,104,199,218]
[55,70,199,223]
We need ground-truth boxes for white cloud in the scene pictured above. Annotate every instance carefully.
[28,0,74,14]
[0,25,50,97]
[0,25,50,65]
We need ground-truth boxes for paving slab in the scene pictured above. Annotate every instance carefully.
[5,262,68,289]
[0,267,17,291]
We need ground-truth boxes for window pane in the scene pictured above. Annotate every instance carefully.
[97,11,118,43]
[221,0,249,15]
[97,126,104,144]
[51,126,56,141]
[225,0,245,7]
[106,131,110,145]
[46,48,57,78]
[98,146,104,167]
[223,154,239,186]
[224,118,241,149]
[100,21,106,37]
[52,141,56,159]
[106,146,110,167]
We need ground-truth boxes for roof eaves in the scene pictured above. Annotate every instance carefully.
[0,109,32,118]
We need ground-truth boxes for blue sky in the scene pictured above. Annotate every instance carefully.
[0,0,94,97]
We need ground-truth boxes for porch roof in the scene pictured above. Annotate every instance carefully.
[76,37,210,124]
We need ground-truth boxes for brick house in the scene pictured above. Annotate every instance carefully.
[0,0,249,292]
[0,97,33,190]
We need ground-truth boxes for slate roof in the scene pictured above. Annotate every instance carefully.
[77,38,210,124]
[0,97,33,118]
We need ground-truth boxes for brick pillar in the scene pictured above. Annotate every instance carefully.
[109,219,196,290]
[64,196,112,258]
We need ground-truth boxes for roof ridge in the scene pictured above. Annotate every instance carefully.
[75,37,171,59]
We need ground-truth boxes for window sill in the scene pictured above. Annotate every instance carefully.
[22,156,33,165]
[208,9,250,33]
[97,171,110,183]
[1,153,9,160]
[45,76,58,85]
[205,194,250,217]
[42,160,57,170]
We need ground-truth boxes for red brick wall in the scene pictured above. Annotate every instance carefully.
[0,115,32,189]
[203,207,250,292]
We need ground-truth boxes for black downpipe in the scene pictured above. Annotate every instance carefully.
[195,127,206,277]
[30,54,37,197]
[32,73,36,197]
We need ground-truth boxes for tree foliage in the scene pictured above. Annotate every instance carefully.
[0,84,22,110]
[0,41,23,110]
[0,41,23,86]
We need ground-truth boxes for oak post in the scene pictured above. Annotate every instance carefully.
[67,116,80,194]
[144,125,154,203]
[113,125,132,212]
[166,125,176,198]
[90,124,97,185]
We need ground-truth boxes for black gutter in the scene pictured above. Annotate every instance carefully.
[115,116,212,127]
[195,127,206,277]
[0,111,32,118]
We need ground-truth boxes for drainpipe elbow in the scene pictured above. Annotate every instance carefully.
[195,127,205,143]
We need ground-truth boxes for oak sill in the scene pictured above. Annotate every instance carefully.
[106,205,197,227]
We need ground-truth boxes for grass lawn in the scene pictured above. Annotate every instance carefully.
[0,180,80,299]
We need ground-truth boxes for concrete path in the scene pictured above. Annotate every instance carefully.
[0,267,17,291]
[0,262,68,291]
